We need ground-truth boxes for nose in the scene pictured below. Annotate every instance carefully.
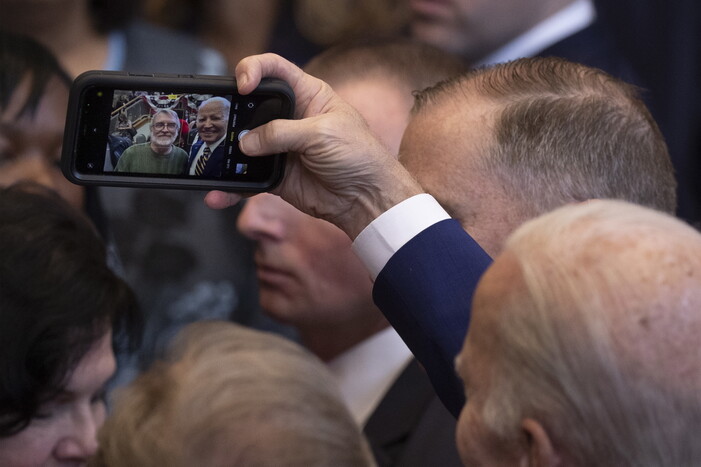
[53,407,102,461]
[237,193,288,242]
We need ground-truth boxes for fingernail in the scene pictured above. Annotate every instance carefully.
[238,72,249,90]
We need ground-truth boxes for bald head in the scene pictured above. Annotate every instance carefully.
[457,200,701,465]
[400,57,677,256]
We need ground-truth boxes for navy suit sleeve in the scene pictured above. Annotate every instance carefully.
[372,219,493,417]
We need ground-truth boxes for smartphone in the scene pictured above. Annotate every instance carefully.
[61,71,294,191]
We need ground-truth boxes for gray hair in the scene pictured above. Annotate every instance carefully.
[150,108,181,131]
[198,96,230,117]
[413,57,677,219]
[94,321,375,467]
[481,200,701,466]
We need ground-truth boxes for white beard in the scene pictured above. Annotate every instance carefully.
[152,134,176,147]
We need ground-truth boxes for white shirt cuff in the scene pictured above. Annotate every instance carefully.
[352,194,450,280]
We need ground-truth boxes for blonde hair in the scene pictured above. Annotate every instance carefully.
[94,322,375,466]
[480,200,701,466]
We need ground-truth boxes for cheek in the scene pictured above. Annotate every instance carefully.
[456,402,493,466]
[456,405,475,464]
[301,235,366,290]
[94,401,108,429]
[0,424,56,465]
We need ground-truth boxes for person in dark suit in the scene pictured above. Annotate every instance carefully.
[237,40,466,466]
[206,52,676,417]
[206,51,693,465]
[187,97,230,178]
[410,0,701,227]
[409,0,633,77]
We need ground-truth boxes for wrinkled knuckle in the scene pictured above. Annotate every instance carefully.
[263,120,282,141]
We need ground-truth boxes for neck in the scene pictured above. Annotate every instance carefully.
[297,311,390,362]
[200,0,280,73]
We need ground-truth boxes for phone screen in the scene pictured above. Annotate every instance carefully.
[67,76,291,191]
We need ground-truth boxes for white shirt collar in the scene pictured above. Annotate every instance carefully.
[327,327,414,426]
[476,0,596,66]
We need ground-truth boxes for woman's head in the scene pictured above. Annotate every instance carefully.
[0,184,140,464]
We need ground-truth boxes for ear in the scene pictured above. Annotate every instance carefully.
[518,418,561,467]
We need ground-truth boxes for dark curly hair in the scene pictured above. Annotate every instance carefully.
[0,184,141,437]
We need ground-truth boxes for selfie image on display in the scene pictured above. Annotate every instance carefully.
[106,91,248,179]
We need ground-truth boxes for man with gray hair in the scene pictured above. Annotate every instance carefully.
[456,199,701,465]
[115,109,187,174]
[187,96,231,177]
[379,56,676,415]
[207,53,677,417]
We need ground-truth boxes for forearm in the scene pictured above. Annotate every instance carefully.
[353,198,493,416]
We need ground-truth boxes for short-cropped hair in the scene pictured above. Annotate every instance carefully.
[414,57,677,216]
[304,37,467,93]
[94,321,376,466]
[0,184,140,436]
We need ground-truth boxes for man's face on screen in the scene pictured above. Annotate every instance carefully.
[197,101,227,144]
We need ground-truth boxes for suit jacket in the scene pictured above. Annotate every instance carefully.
[364,359,462,467]
[371,20,645,419]
[188,140,227,177]
[373,219,493,418]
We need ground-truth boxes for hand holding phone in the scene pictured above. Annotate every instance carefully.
[61,71,294,191]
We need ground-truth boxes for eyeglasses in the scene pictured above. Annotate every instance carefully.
[153,122,178,130]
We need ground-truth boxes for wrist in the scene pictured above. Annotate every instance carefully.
[340,159,424,239]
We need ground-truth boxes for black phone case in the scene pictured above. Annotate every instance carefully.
[61,71,294,192]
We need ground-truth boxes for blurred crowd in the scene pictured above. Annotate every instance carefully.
[0,0,699,465]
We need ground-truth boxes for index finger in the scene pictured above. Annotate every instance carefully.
[235,53,334,120]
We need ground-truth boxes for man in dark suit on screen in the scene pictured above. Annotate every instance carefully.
[187,96,229,177]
